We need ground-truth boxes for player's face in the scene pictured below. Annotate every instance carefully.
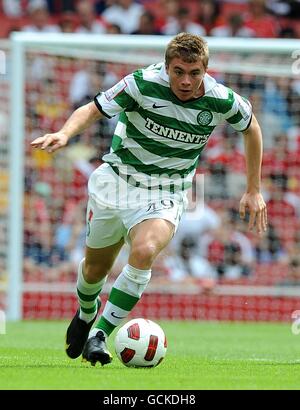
[166,57,206,102]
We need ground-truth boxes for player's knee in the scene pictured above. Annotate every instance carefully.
[130,242,158,265]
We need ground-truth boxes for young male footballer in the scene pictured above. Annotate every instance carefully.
[31,33,267,366]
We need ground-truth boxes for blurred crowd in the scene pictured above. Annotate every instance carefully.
[1,0,300,289]
[0,0,300,38]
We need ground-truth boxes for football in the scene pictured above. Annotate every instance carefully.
[114,318,167,367]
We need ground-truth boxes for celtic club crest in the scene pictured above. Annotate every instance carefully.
[197,110,213,126]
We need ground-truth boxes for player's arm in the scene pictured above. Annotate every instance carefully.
[31,102,103,153]
[239,114,267,235]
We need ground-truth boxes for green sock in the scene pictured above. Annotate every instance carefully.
[95,264,151,336]
[76,259,106,323]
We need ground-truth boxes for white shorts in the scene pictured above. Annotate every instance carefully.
[86,163,188,248]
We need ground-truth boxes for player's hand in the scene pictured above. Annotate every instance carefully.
[239,192,267,235]
[30,132,69,153]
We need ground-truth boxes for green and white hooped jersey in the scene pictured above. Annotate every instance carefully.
[94,62,252,192]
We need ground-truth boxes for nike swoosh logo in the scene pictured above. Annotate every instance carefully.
[111,311,126,319]
[152,103,167,109]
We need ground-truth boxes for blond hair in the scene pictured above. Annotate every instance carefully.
[165,32,209,68]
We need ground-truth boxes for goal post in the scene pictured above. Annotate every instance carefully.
[7,37,26,321]
[5,32,300,321]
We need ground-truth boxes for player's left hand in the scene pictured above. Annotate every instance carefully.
[239,192,267,235]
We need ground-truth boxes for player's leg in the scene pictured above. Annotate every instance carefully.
[66,240,124,360]
[83,218,174,365]
[78,243,124,323]
[95,218,174,335]
[92,196,184,339]
[81,179,186,366]
[66,191,125,360]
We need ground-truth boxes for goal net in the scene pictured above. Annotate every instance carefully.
[3,33,300,322]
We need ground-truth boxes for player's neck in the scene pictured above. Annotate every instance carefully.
[194,81,205,99]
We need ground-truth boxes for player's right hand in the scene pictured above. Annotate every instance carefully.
[30,132,69,153]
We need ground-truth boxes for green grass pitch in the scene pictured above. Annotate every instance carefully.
[1,320,300,390]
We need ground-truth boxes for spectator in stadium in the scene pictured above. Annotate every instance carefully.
[160,186,221,282]
[159,179,220,283]
[22,0,61,33]
[250,79,294,150]
[170,200,221,254]
[94,0,113,16]
[45,0,76,14]
[263,132,289,175]
[132,11,162,35]
[210,13,256,37]
[69,61,100,108]
[105,23,122,34]
[266,172,297,219]
[161,7,206,36]
[75,0,107,34]
[265,172,298,249]
[283,230,300,285]
[2,0,24,17]
[267,0,300,20]
[163,235,217,282]
[243,0,280,38]
[31,33,267,367]
[262,77,294,133]
[53,199,87,269]
[206,127,246,199]
[196,0,222,35]
[199,209,255,279]
[101,0,145,33]
[59,11,77,33]
[253,223,284,263]
[24,181,53,267]
[155,0,180,31]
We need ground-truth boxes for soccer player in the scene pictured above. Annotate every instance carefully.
[31,33,267,366]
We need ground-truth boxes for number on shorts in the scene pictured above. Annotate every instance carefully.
[146,199,174,212]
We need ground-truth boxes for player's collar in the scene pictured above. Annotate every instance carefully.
[203,73,217,94]
[159,63,169,82]
[160,63,217,95]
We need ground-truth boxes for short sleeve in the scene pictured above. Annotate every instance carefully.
[94,73,138,118]
[225,91,252,132]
